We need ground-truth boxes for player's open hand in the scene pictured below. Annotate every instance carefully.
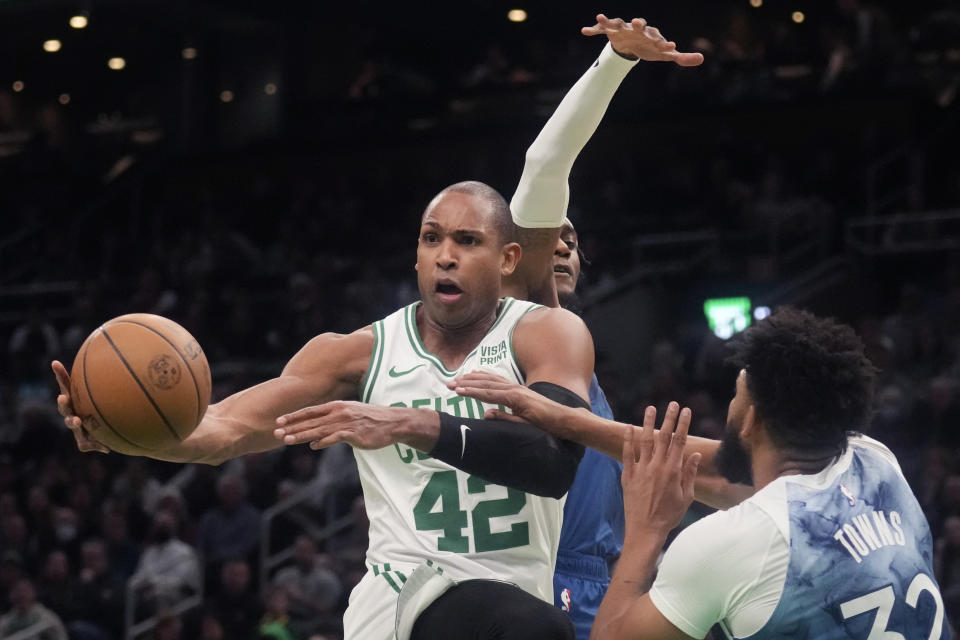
[450,370,558,428]
[582,14,704,67]
[51,361,110,454]
[622,402,700,538]
[275,401,413,451]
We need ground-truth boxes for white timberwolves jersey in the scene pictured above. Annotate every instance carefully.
[356,297,564,602]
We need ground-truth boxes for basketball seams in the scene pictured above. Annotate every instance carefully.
[82,331,149,449]
[100,327,184,443]
[111,318,205,430]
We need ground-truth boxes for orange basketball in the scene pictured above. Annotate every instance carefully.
[69,314,211,456]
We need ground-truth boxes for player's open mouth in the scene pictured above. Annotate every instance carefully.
[435,281,463,302]
[553,264,572,277]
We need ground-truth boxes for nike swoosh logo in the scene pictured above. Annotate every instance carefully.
[460,424,470,458]
[388,364,425,378]
[593,59,599,67]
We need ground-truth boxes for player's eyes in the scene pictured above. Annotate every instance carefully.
[459,236,477,246]
[564,240,577,251]
[422,233,439,243]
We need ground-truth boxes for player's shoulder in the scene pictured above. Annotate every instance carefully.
[515,304,588,334]
[670,499,785,570]
[285,327,375,379]
[847,433,901,469]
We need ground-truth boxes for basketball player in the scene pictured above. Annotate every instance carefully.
[549,219,625,640]
[454,309,950,639]
[53,16,708,640]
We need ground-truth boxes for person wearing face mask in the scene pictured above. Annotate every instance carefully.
[129,509,201,615]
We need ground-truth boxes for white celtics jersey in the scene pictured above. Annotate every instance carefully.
[356,297,563,602]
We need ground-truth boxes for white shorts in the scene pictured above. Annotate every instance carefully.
[343,562,417,640]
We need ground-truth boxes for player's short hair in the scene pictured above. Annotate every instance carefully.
[433,181,517,244]
[728,307,877,456]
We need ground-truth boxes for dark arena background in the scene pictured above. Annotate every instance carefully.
[1,0,959,638]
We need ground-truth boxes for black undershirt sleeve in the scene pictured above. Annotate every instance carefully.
[429,382,589,499]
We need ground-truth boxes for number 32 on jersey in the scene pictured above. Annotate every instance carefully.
[840,573,945,640]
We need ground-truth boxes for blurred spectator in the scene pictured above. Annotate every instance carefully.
[0,577,67,640]
[259,586,296,640]
[199,610,227,640]
[913,377,960,449]
[130,509,201,612]
[72,538,125,638]
[101,508,140,581]
[0,512,32,570]
[935,515,960,624]
[210,558,262,640]
[197,474,261,569]
[0,551,25,610]
[272,535,342,638]
[153,609,184,640]
[36,549,79,623]
[328,496,370,586]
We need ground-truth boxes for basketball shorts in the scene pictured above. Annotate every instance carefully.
[553,552,611,640]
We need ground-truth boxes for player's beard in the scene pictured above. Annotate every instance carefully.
[558,288,583,315]
[715,423,754,486]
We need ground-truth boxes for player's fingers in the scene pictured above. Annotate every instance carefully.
[452,385,510,407]
[276,403,338,429]
[581,24,603,36]
[682,452,702,502]
[278,423,337,444]
[606,17,626,31]
[66,418,108,453]
[668,407,692,465]
[483,409,527,423]
[656,402,681,459]
[659,40,678,51]
[308,432,348,450]
[631,18,647,31]
[52,360,71,396]
[637,406,656,462]
[276,410,347,440]
[621,425,636,472]
[669,51,705,67]
[644,26,664,41]
[57,394,74,418]
[459,369,514,384]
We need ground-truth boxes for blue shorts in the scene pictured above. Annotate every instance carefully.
[553,552,610,640]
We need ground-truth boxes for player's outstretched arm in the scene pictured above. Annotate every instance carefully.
[451,370,753,509]
[590,407,700,640]
[53,328,373,465]
[274,308,595,498]
[506,14,703,306]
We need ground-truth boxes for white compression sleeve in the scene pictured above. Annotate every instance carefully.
[510,42,639,228]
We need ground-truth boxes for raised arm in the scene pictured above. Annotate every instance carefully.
[505,15,704,306]
[53,327,373,465]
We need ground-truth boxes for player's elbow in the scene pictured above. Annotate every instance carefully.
[521,144,568,178]
[520,439,583,499]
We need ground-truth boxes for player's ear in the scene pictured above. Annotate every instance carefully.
[741,405,757,439]
[500,242,522,276]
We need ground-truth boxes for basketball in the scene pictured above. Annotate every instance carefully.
[69,313,212,455]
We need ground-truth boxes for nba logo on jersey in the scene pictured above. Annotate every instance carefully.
[840,483,857,506]
[560,588,572,612]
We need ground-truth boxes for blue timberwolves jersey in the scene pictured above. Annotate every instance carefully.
[556,374,624,561]
[650,435,948,640]
[751,436,948,639]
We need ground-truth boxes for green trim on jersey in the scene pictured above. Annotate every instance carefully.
[360,321,385,403]
[403,298,518,377]
[508,302,544,381]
